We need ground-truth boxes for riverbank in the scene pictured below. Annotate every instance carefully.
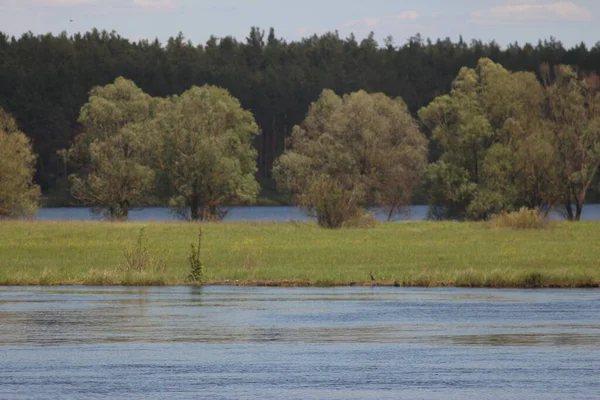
[0,221,598,288]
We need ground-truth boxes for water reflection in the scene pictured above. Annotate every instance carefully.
[435,333,600,347]
[1,287,599,399]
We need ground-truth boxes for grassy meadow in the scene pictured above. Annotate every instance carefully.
[0,220,598,288]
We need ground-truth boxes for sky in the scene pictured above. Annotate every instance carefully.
[0,0,597,48]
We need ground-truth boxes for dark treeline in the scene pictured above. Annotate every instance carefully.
[0,27,598,197]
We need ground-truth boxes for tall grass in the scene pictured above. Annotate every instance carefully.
[187,227,204,283]
[122,227,167,273]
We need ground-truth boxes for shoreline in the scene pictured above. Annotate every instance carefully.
[2,281,598,289]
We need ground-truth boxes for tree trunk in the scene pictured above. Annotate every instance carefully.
[119,201,129,220]
[575,201,583,221]
[109,202,129,220]
[387,205,396,222]
[565,203,574,221]
[189,195,199,221]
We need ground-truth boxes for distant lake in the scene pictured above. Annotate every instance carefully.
[35,204,600,222]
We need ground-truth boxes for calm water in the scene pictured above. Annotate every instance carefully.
[1,287,599,399]
[35,204,600,222]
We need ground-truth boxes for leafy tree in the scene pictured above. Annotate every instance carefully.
[1,27,600,205]
[0,107,40,218]
[153,85,260,221]
[274,89,427,228]
[64,78,159,220]
[543,65,600,220]
[486,120,563,216]
[419,58,555,220]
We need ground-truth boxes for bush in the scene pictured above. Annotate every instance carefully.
[342,210,377,229]
[489,207,547,230]
[299,177,364,229]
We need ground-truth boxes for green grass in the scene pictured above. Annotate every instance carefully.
[0,221,598,287]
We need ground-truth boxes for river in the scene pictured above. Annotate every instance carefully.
[1,287,599,399]
[35,204,600,222]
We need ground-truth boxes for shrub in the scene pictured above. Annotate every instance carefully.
[342,210,377,229]
[299,177,363,229]
[489,207,547,230]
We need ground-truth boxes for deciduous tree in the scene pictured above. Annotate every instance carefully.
[153,85,260,221]
[0,108,40,218]
[543,65,600,220]
[274,89,427,228]
[419,58,556,220]
[64,78,159,220]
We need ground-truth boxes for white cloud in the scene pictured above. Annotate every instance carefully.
[33,0,98,5]
[31,0,175,8]
[399,10,421,20]
[471,1,592,24]
[342,11,420,30]
[296,27,310,36]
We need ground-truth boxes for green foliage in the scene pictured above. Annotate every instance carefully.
[64,78,159,220]
[420,58,564,220]
[489,207,548,230]
[544,65,600,221]
[0,108,40,218]
[0,29,598,200]
[187,227,204,283]
[274,89,428,228]
[153,85,260,221]
[63,80,258,222]
[424,161,477,220]
[300,176,363,229]
[3,29,600,217]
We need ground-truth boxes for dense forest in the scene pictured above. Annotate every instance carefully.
[0,27,598,202]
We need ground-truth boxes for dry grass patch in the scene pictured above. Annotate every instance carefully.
[489,207,548,230]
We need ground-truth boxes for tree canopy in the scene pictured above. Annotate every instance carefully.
[419,58,600,221]
[543,65,600,220]
[63,79,260,220]
[64,77,160,219]
[1,28,599,200]
[2,28,600,221]
[0,107,40,218]
[153,85,260,221]
[274,89,427,227]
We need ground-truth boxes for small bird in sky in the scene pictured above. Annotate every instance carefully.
[69,20,74,22]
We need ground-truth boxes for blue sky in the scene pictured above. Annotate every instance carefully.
[0,0,597,48]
